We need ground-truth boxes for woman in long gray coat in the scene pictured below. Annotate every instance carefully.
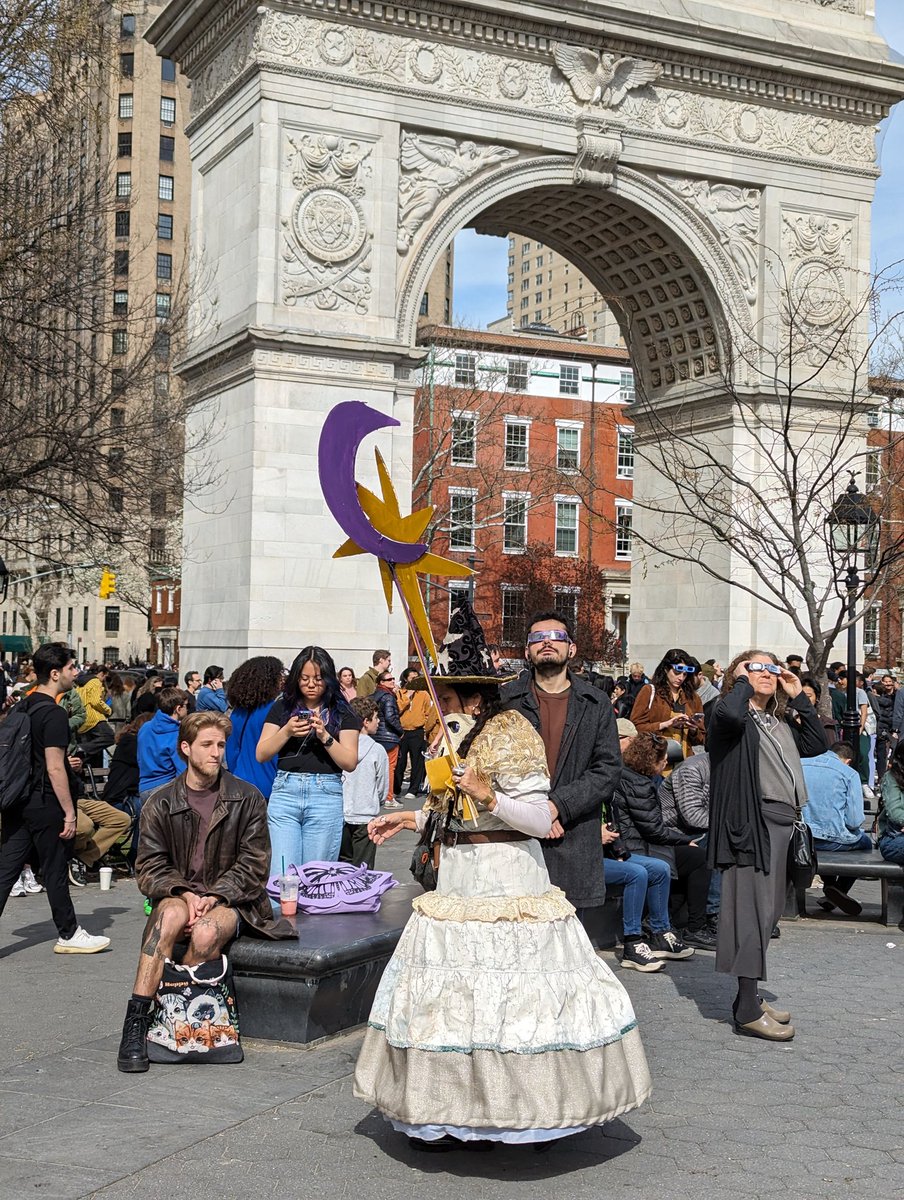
[707,650,826,1041]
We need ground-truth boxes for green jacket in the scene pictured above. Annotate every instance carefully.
[879,772,904,837]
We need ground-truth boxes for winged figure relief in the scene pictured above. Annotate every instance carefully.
[552,44,663,108]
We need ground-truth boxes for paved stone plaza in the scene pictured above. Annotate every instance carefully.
[1,822,902,1200]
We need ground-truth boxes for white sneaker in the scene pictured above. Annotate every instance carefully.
[404,792,416,800]
[21,866,43,894]
[53,926,111,954]
[9,875,27,898]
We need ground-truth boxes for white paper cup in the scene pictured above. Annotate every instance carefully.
[98,866,113,891]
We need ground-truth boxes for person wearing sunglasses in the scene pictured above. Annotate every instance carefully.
[629,648,706,765]
[707,650,826,1042]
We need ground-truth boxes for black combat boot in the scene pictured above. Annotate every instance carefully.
[117,998,153,1073]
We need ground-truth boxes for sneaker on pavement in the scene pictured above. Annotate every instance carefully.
[648,930,695,960]
[117,998,153,1072]
[54,926,111,954]
[404,792,417,800]
[620,939,665,972]
[21,866,44,894]
[9,875,27,898]
[682,925,718,952]
[383,798,402,808]
[68,859,88,888]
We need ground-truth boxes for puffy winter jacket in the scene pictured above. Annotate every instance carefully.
[613,766,695,858]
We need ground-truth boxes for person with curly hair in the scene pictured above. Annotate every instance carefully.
[708,649,826,1041]
[629,648,705,765]
[225,656,285,799]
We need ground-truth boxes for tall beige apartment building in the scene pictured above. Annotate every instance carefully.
[504,234,625,347]
[0,4,190,665]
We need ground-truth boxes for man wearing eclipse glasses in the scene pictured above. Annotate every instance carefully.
[503,611,622,929]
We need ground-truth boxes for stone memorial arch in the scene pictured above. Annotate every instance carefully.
[150,0,904,669]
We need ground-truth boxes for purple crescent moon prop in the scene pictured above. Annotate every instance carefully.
[318,400,427,565]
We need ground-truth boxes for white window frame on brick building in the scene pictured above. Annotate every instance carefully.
[504,417,530,470]
[620,370,636,404]
[501,585,526,646]
[559,364,580,396]
[454,352,476,387]
[616,501,633,560]
[507,359,529,391]
[450,410,477,466]
[555,496,579,557]
[449,488,477,551]
[616,427,635,479]
[503,492,529,553]
[556,420,582,472]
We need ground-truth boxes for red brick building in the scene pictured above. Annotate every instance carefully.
[415,326,635,662]
[149,575,181,668]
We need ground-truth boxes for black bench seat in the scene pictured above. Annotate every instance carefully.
[785,848,904,926]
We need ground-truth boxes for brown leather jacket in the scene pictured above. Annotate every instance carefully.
[136,770,294,940]
[629,683,705,750]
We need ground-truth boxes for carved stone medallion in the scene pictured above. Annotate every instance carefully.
[292,186,367,264]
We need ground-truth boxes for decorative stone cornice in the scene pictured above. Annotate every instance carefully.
[160,0,901,126]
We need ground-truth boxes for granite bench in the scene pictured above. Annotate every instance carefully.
[784,848,904,926]
[230,882,623,1044]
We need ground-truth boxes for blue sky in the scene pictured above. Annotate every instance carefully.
[453,2,904,329]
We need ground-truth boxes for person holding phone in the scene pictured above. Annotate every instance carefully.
[256,646,361,873]
[196,666,228,713]
[707,651,826,1041]
[629,649,705,766]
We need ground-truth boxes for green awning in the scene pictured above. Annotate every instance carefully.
[0,636,33,653]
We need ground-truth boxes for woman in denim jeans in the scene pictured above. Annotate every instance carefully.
[257,646,361,873]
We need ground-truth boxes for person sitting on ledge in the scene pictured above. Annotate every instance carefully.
[117,712,293,1074]
[801,741,870,918]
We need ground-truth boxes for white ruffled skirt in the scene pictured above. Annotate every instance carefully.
[353,839,652,1142]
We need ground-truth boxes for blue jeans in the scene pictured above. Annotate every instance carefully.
[603,854,671,938]
[879,832,904,865]
[267,770,344,874]
[814,832,873,853]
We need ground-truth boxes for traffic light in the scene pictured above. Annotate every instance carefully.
[98,568,116,599]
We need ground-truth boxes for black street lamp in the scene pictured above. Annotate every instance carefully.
[826,475,880,771]
[0,556,8,604]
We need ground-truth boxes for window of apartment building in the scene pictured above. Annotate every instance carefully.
[66,607,73,634]
[105,606,121,634]
[521,261,530,275]
[506,359,528,391]
[12,611,17,634]
[150,528,167,557]
[504,419,529,469]
[521,241,531,254]
[114,249,129,276]
[535,274,543,286]
[109,446,125,474]
[501,586,526,646]
[535,292,543,305]
[535,254,543,267]
[120,14,136,37]
[620,369,636,404]
[449,580,470,621]
[617,427,635,478]
[615,501,633,559]
[154,331,171,360]
[103,646,120,666]
[158,212,173,240]
[120,53,134,77]
[556,423,581,472]
[167,590,175,614]
[114,209,130,238]
[1,613,6,634]
[116,171,131,197]
[535,310,543,322]
[155,588,162,614]
[508,254,515,267]
[150,490,167,517]
[158,175,174,201]
[864,606,879,655]
[507,272,514,285]
[53,607,61,630]
[113,289,128,316]
[559,363,580,396]
[520,280,529,293]
[449,489,476,550]
[454,353,476,387]
[111,406,125,430]
[110,486,124,513]
[156,252,172,281]
[520,297,529,311]
[159,135,175,162]
[555,498,579,556]
[418,293,428,316]
[118,93,133,119]
[503,493,528,552]
[155,293,171,319]
[117,131,132,157]
[866,451,880,491]
[554,587,579,632]
[160,96,176,124]
[112,329,128,355]
[155,372,170,397]
[444,297,451,322]
[161,57,176,81]
[82,605,89,632]
[451,412,476,466]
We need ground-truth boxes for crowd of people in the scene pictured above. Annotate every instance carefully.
[0,617,900,1141]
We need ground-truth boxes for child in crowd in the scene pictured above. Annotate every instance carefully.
[339,697,388,870]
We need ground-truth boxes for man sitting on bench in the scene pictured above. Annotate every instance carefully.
[801,741,870,917]
[116,712,293,1073]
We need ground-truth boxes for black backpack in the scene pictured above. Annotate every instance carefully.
[0,704,35,811]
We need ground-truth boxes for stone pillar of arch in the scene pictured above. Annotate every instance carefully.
[149,0,904,670]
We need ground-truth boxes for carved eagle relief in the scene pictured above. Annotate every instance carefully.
[552,44,663,108]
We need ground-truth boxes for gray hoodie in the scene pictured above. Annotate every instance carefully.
[342,733,389,824]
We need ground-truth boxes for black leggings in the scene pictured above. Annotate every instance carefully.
[673,843,712,932]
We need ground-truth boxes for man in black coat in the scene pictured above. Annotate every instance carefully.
[503,611,622,920]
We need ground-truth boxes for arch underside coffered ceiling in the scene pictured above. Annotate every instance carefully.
[400,158,747,398]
